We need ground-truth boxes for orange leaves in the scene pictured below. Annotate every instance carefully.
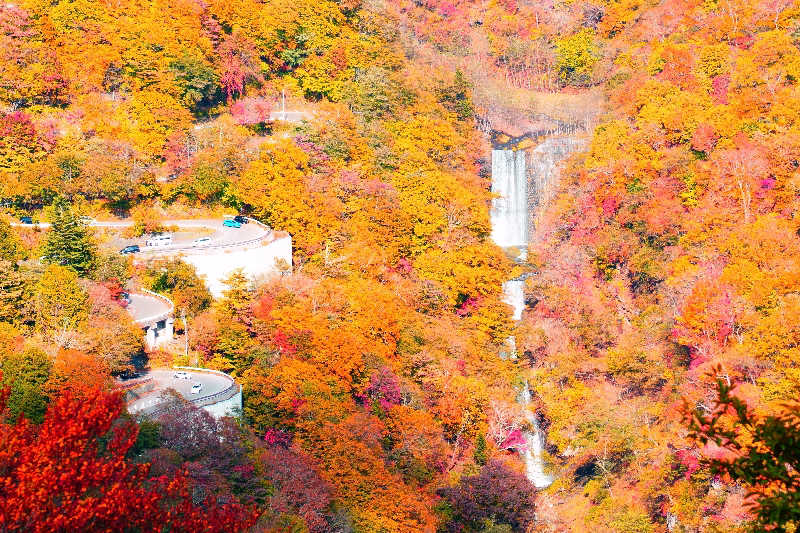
[44,349,112,399]
[305,413,437,533]
[691,123,719,153]
[675,277,739,356]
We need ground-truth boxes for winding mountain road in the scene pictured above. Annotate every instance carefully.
[127,292,173,325]
[126,368,237,415]
[13,217,271,254]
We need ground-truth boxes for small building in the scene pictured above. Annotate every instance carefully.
[127,290,174,349]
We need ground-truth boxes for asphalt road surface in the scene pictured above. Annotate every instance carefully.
[127,369,232,414]
[12,218,269,253]
[128,293,172,323]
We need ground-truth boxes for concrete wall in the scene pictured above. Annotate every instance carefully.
[202,389,243,419]
[144,317,174,350]
[182,234,292,297]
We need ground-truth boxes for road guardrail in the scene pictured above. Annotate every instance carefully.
[131,289,174,325]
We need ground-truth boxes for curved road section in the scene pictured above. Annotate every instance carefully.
[128,291,173,325]
[126,368,239,417]
[12,217,272,252]
[14,216,291,298]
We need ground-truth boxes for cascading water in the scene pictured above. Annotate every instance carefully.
[502,278,525,322]
[490,137,586,488]
[520,381,553,489]
[490,149,528,256]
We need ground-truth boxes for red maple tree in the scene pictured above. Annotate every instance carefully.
[0,384,259,532]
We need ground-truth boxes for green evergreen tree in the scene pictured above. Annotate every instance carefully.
[437,69,474,120]
[687,368,800,531]
[41,198,96,276]
[1,347,52,423]
[473,433,488,466]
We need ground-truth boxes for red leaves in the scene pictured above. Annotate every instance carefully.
[675,448,701,480]
[218,32,262,102]
[455,295,480,316]
[691,123,718,154]
[231,96,273,126]
[0,386,258,532]
[0,111,50,168]
[366,366,403,409]
[711,75,730,105]
[271,329,298,356]
[498,428,527,450]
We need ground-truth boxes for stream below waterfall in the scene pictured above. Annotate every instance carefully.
[490,135,586,489]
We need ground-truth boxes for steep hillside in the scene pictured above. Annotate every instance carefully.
[390,0,800,531]
[0,1,533,531]
[3,0,800,531]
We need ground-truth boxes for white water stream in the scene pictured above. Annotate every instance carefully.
[490,137,585,488]
[520,381,553,488]
[490,150,528,256]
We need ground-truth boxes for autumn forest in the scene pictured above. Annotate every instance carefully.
[0,0,799,531]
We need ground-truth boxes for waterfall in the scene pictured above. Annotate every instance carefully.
[490,150,528,256]
[520,381,553,489]
[501,278,525,321]
[491,149,549,485]
[490,139,585,488]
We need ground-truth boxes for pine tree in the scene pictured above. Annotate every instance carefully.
[41,198,96,276]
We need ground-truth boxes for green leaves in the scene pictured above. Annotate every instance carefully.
[687,368,800,531]
[1,347,51,423]
[169,54,221,115]
[41,198,96,276]
[555,28,600,87]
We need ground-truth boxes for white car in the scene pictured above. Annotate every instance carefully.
[190,383,202,394]
[145,233,172,247]
[192,236,212,246]
[173,371,189,380]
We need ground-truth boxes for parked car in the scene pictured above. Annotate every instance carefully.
[79,215,94,224]
[145,233,172,247]
[118,369,140,380]
[120,245,140,255]
[19,216,33,224]
[174,371,189,380]
[192,236,212,246]
[223,219,241,228]
[118,291,131,308]
[190,383,203,394]
[233,215,249,224]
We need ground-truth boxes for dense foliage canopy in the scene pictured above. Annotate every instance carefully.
[2,0,800,531]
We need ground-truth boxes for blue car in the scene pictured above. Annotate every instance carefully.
[119,245,140,255]
[223,219,242,228]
